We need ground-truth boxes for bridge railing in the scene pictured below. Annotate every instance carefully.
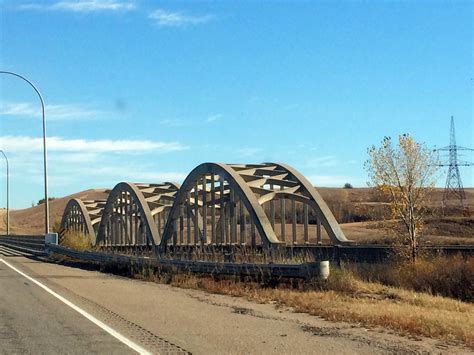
[0,235,46,255]
[1,235,471,265]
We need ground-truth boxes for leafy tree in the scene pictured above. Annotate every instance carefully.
[343,183,353,189]
[365,134,438,261]
[37,197,56,206]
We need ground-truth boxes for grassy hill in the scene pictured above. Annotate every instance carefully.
[1,187,472,245]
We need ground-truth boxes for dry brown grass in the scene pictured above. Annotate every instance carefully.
[319,187,474,218]
[157,268,473,348]
[0,209,6,232]
[350,254,473,301]
[340,218,474,245]
[60,231,92,251]
[50,239,473,347]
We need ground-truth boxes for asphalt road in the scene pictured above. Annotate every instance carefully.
[0,251,135,354]
[0,245,469,355]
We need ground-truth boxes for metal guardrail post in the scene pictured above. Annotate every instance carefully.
[45,233,58,245]
[44,233,58,253]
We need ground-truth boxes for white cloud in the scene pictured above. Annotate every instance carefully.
[159,114,222,127]
[51,152,100,163]
[206,114,222,123]
[0,136,188,153]
[56,164,187,182]
[5,150,188,188]
[0,102,102,120]
[149,8,213,27]
[68,165,187,182]
[18,0,136,12]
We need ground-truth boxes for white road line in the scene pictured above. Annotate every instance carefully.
[0,257,151,355]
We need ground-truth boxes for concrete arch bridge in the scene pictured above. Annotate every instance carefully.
[60,163,350,258]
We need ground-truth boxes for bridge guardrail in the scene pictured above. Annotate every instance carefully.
[1,235,472,278]
[290,244,474,263]
[47,244,322,280]
[0,235,47,256]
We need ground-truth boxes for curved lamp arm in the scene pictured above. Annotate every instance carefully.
[0,71,49,234]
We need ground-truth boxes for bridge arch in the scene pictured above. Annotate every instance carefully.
[60,198,106,245]
[96,182,179,247]
[159,163,282,249]
[266,162,350,244]
[160,162,350,249]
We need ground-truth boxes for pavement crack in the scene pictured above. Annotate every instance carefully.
[300,324,427,354]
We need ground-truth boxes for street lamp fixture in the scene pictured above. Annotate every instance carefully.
[0,71,50,234]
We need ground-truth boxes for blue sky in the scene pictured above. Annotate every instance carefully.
[0,0,473,209]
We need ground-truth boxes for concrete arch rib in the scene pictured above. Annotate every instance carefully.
[60,198,96,243]
[97,182,159,247]
[269,162,351,245]
[160,163,282,248]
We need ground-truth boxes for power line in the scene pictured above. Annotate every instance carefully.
[434,116,473,214]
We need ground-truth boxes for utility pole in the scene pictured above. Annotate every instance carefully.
[434,116,473,214]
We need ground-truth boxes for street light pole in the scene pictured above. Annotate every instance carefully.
[0,151,9,235]
[0,71,50,234]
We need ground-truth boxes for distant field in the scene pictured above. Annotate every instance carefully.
[317,187,474,245]
[1,187,473,245]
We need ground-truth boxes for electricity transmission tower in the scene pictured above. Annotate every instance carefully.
[435,116,473,214]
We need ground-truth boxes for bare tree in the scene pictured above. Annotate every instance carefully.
[365,134,438,261]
